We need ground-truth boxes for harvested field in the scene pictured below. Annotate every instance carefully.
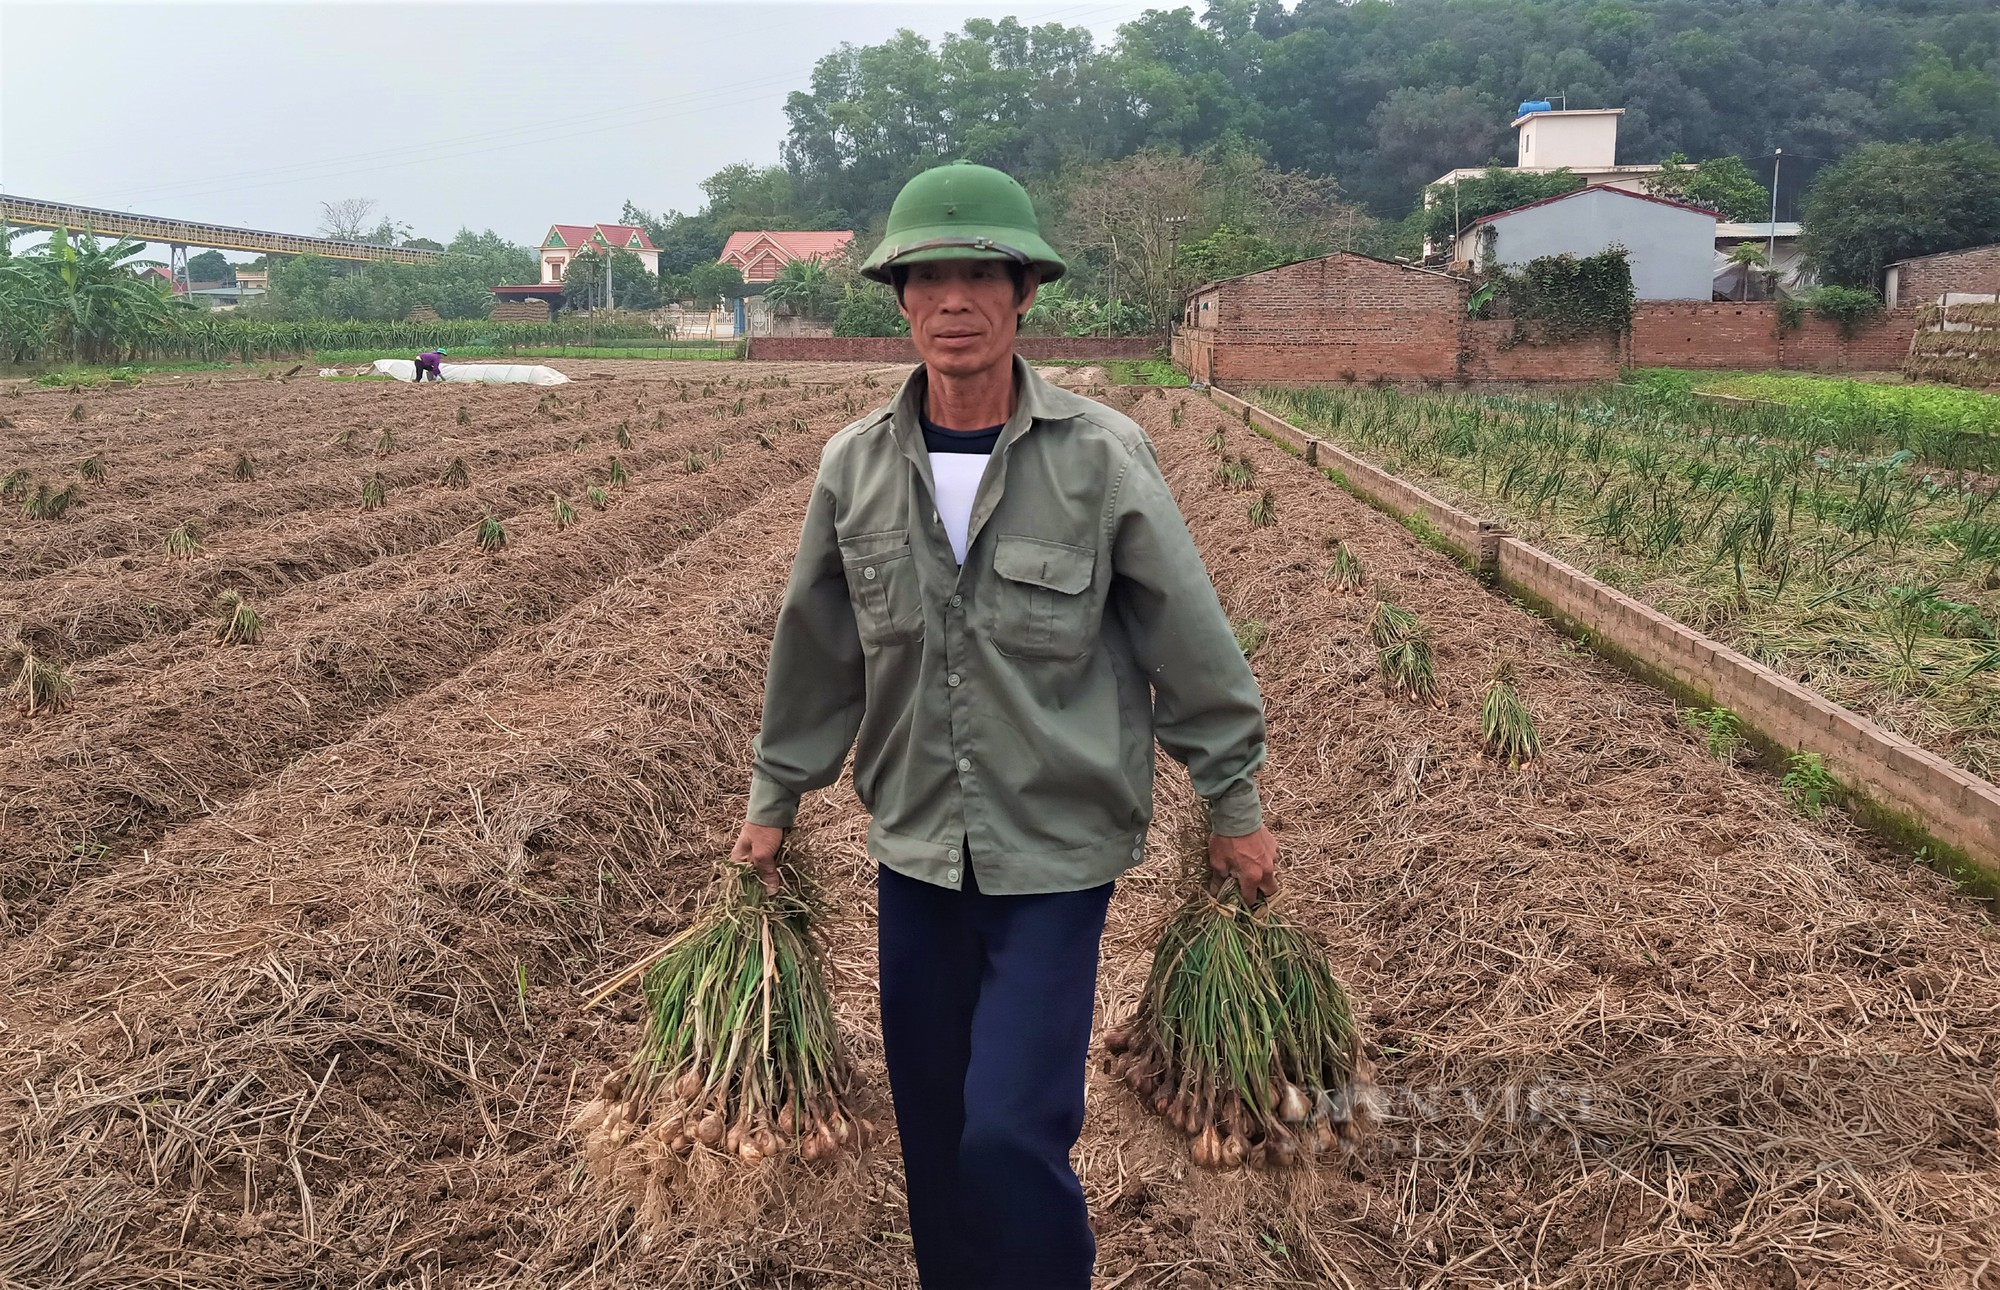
[1,367,1995,1288]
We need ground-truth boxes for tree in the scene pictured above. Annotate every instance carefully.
[1801,136,2000,288]
[424,229,538,319]
[185,250,235,286]
[606,247,661,311]
[319,198,379,242]
[1173,224,1288,286]
[0,226,52,363]
[1359,86,1511,215]
[562,249,606,311]
[763,255,840,321]
[13,228,181,364]
[623,201,726,275]
[1419,167,1583,250]
[1645,153,1771,221]
[668,260,747,310]
[1018,279,1148,336]
[774,3,1998,221]
[1886,44,2000,143]
[1724,243,1771,301]
[832,282,908,336]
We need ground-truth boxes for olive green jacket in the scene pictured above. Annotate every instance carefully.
[747,358,1266,895]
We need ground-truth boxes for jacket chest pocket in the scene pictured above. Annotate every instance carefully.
[840,530,925,647]
[989,534,1098,660]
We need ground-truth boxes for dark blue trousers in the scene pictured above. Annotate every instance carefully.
[876,862,1113,1290]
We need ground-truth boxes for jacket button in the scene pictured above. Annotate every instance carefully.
[947,848,960,863]
[947,673,961,687]
[957,758,971,772]
[1131,846,1143,860]
[864,566,878,581]
[947,868,959,883]
[949,595,962,608]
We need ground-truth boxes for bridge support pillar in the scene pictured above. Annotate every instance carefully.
[169,243,191,296]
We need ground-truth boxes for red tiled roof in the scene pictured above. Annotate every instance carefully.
[542,222,656,252]
[719,230,855,266]
[592,223,656,251]
[1467,185,1723,228]
[544,224,595,248]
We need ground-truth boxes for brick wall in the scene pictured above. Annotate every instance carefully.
[1895,244,2000,304]
[1781,309,1920,371]
[1459,320,1620,382]
[745,336,1162,362]
[1625,302,1918,371]
[1203,254,1465,383]
[1628,303,1781,368]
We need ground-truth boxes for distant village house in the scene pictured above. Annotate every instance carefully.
[540,223,659,285]
[1450,186,1720,301]
[720,230,855,283]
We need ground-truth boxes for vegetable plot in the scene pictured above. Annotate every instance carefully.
[1258,378,2000,780]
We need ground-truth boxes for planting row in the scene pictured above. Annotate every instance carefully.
[0,374,829,576]
[0,417,830,937]
[1,386,856,668]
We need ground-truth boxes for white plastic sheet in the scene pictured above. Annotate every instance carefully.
[369,359,570,385]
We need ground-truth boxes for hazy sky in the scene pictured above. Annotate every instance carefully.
[1,1,1159,258]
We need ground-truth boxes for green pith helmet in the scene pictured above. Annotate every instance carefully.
[860,162,1066,284]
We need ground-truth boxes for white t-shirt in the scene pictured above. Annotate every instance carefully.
[928,451,989,565]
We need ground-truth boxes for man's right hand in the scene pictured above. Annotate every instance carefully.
[731,822,787,892]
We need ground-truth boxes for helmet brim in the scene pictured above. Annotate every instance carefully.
[860,225,1066,284]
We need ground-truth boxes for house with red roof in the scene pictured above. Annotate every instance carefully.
[539,222,659,285]
[719,230,855,283]
[1448,185,1720,300]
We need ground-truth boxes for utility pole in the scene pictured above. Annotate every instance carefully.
[606,243,615,311]
[1767,149,1782,266]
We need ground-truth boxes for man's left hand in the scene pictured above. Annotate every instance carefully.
[1208,826,1279,904]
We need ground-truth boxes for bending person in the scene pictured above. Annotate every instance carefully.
[413,348,447,382]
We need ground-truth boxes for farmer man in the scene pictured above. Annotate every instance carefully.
[413,348,447,381]
[731,161,1275,1289]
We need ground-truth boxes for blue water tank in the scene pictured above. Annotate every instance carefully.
[1518,99,1554,116]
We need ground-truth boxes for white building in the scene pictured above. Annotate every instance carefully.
[1430,106,1662,201]
[1450,185,1719,301]
[539,223,660,285]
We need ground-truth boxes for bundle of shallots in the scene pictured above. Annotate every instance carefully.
[581,861,871,1166]
[1104,882,1373,1169]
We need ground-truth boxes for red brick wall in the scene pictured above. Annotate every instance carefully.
[1781,309,1920,371]
[1179,261,1922,383]
[745,336,1162,362]
[1626,302,1918,371]
[1628,303,1782,368]
[1206,254,1463,383]
[1459,320,1620,382]
[1896,244,2000,304]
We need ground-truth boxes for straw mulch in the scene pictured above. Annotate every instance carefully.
[0,374,1993,1288]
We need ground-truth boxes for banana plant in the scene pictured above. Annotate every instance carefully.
[20,227,180,364]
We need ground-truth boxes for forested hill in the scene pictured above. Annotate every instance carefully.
[776,0,2000,222]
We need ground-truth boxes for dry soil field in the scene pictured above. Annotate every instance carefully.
[0,361,1995,1289]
